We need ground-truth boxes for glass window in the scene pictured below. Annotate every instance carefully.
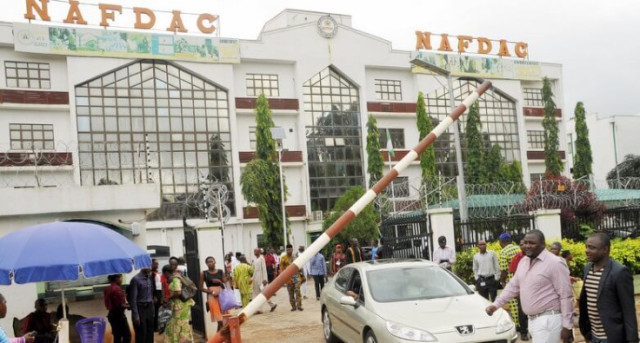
[523,88,544,107]
[527,130,545,149]
[426,80,521,177]
[9,123,55,150]
[304,67,365,212]
[378,128,405,149]
[249,126,257,150]
[4,61,51,89]
[374,79,402,101]
[246,73,279,97]
[334,267,353,291]
[76,60,234,220]
[367,266,469,302]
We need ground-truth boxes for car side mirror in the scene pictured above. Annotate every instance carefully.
[339,295,358,308]
[469,285,477,292]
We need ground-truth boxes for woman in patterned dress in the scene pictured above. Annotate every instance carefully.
[232,256,254,307]
[162,265,194,343]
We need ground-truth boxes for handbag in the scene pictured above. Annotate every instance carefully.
[233,289,242,306]
[219,288,241,312]
[157,306,172,333]
[174,274,198,302]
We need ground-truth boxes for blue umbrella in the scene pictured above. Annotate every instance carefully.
[0,221,151,285]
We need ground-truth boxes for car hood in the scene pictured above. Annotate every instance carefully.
[373,294,506,333]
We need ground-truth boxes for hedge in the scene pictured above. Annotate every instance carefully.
[453,237,640,284]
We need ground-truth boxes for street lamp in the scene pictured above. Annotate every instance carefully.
[271,127,288,247]
[410,58,469,222]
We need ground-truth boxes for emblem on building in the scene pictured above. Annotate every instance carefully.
[317,15,338,39]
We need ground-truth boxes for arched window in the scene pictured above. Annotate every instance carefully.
[75,60,234,219]
[304,67,364,212]
[426,80,520,177]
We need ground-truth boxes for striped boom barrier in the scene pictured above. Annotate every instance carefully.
[208,80,492,343]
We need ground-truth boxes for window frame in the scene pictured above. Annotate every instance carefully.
[527,130,545,150]
[374,79,402,101]
[9,123,55,151]
[246,73,279,97]
[378,128,405,149]
[4,61,51,89]
[523,88,544,107]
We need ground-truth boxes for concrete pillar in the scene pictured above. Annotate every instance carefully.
[534,209,562,241]
[428,207,456,252]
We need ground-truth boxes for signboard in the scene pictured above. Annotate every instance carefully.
[13,23,240,63]
[415,32,528,58]
[411,51,542,81]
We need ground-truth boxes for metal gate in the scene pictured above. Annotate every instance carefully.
[183,218,205,335]
[454,215,535,252]
[380,211,433,260]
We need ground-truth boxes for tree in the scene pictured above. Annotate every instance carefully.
[485,145,504,183]
[464,101,486,184]
[208,134,229,183]
[240,94,288,248]
[322,186,379,254]
[572,102,593,179]
[366,115,384,187]
[542,77,563,176]
[416,92,436,181]
[520,174,605,224]
[607,154,640,187]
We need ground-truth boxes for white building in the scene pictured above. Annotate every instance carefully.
[0,9,569,335]
[566,112,640,181]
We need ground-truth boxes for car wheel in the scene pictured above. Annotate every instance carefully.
[364,330,378,343]
[322,309,340,343]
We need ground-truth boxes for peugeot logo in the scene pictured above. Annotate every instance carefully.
[455,325,475,336]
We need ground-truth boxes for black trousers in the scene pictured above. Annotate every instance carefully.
[476,276,498,301]
[312,275,325,299]
[133,302,154,343]
[267,266,275,283]
[108,310,131,343]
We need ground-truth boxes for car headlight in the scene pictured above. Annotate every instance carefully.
[495,312,514,334]
[386,321,438,342]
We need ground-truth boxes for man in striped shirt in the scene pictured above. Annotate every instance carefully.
[579,232,638,343]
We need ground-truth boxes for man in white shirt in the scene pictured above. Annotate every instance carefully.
[251,248,277,313]
[433,236,456,270]
[230,252,240,274]
[295,245,310,299]
[472,239,500,301]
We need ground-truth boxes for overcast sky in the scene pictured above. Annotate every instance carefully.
[2,0,639,116]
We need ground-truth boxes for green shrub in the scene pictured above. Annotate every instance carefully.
[454,237,640,282]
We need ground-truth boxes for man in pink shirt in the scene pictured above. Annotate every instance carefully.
[486,230,574,343]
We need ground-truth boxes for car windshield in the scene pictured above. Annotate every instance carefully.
[367,266,469,302]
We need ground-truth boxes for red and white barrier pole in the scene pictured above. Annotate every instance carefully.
[208,80,492,343]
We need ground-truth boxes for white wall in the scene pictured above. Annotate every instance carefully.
[0,47,68,92]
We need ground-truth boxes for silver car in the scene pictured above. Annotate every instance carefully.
[320,259,518,343]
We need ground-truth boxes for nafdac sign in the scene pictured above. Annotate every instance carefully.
[24,0,219,34]
[415,32,528,58]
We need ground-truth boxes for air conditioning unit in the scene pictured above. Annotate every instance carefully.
[311,210,323,222]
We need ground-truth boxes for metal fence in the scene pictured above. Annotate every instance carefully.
[454,215,535,252]
[380,211,433,260]
[562,206,640,241]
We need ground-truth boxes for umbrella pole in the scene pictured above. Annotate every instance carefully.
[58,288,70,343]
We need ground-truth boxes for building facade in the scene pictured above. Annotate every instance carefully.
[0,10,568,333]
[566,112,640,181]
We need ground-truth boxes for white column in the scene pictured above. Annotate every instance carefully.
[533,209,562,241]
[427,207,456,252]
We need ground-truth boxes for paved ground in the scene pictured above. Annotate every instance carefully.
[235,286,325,343]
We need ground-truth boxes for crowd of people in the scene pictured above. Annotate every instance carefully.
[1,231,637,343]
[478,230,639,343]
